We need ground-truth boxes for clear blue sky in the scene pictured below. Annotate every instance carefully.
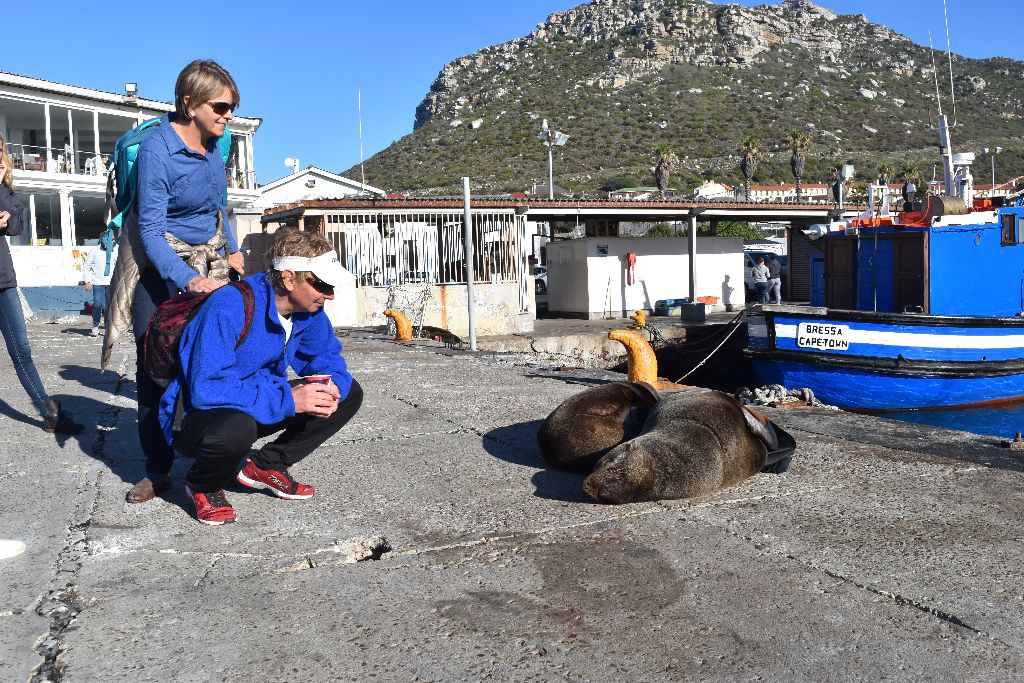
[5,0,1018,187]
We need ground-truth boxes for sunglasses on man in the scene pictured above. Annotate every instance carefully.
[307,275,334,296]
[207,101,237,116]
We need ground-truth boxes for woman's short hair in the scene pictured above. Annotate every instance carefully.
[264,228,335,293]
[174,59,240,122]
[0,135,13,189]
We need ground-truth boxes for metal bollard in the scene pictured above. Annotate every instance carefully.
[607,328,684,390]
[383,309,414,342]
[629,310,647,329]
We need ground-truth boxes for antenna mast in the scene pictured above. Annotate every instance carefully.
[928,30,942,114]
[943,0,957,125]
[358,88,366,189]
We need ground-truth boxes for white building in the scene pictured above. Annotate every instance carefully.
[545,237,745,318]
[0,71,261,288]
[252,165,383,209]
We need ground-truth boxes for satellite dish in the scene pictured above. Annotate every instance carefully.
[284,157,299,173]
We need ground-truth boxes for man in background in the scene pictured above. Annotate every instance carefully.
[767,255,783,305]
[752,256,770,304]
[82,232,118,336]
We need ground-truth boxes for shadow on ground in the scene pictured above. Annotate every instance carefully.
[482,420,592,504]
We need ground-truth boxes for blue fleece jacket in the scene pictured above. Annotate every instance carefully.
[158,272,353,443]
[137,113,239,290]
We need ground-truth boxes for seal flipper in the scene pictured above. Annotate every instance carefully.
[760,423,796,474]
[740,405,779,452]
[740,405,796,474]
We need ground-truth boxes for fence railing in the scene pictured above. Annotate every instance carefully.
[322,209,531,310]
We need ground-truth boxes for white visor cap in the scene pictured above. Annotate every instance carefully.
[273,251,353,287]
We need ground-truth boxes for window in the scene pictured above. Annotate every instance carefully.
[1018,216,1024,244]
[33,193,64,246]
[9,191,64,246]
[1001,214,1016,246]
[71,196,107,245]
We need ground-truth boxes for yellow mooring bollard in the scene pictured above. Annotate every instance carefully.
[629,310,647,329]
[607,328,685,390]
[383,309,414,342]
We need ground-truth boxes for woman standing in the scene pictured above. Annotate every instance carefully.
[0,136,83,434]
[126,59,245,503]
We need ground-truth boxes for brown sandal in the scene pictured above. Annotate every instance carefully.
[126,478,171,504]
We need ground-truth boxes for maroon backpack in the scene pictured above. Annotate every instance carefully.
[143,281,256,387]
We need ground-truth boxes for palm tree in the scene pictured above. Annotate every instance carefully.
[898,163,922,204]
[877,162,897,186]
[652,144,678,197]
[739,136,761,201]
[787,130,812,201]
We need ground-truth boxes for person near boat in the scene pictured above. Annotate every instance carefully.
[0,134,84,434]
[751,256,770,304]
[767,255,783,305]
[82,235,118,337]
[123,59,246,504]
[166,229,362,525]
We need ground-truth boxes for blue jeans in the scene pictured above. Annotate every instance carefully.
[91,285,108,327]
[755,281,769,303]
[0,287,50,415]
[132,268,179,480]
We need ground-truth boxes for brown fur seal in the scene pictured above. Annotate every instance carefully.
[583,388,795,504]
[537,381,660,473]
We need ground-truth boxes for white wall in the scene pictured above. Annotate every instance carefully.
[545,237,744,318]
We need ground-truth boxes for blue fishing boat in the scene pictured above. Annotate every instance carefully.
[745,111,1024,411]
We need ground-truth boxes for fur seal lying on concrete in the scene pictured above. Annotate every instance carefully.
[537,381,659,473]
[582,387,795,504]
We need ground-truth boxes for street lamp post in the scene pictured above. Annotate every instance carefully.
[984,147,1003,190]
[538,119,569,200]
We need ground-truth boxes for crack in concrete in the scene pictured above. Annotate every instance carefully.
[29,468,101,683]
[270,485,839,574]
[194,555,225,588]
[28,353,132,681]
[329,427,477,445]
[814,565,996,638]
[716,519,1016,650]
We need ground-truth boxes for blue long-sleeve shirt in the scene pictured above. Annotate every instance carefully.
[158,272,353,444]
[136,113,238,291]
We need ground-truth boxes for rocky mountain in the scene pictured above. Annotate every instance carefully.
[347,0,1024,196]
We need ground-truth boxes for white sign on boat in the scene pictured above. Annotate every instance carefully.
[797,322,851,350]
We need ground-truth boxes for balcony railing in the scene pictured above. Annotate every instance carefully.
[9,143,258,191]
[7,143,108,176]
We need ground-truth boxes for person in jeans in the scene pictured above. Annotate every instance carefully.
[0,135,83,434]
[82,234,118,336]
[767,255,783,305]
[125,59,246,504]
[751,256,770,304]
[164,229,362,525]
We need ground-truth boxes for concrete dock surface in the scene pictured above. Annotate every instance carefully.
[2,318,1024,681]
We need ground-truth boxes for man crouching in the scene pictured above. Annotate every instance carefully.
[160,228,363,525]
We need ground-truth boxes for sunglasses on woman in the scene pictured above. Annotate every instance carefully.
[206,101,237,116]
[307,275,334,295]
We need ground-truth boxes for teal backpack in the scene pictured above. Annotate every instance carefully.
[102,117,232,263]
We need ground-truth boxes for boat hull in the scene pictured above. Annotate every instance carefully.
[745,307,1024,410]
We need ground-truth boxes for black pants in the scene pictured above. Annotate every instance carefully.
[133,267,179,480]
[173,379,363,493]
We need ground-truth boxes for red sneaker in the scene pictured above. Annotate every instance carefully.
[236,458,315,500]
[186,487,237,525]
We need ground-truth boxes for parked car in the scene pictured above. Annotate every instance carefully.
[743,253,787,300]
[534,265,548,294]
